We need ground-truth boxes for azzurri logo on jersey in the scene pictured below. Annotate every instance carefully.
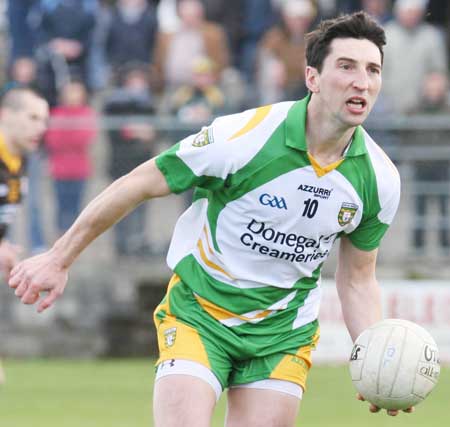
[298,184,333,200]
[259,193,288,210]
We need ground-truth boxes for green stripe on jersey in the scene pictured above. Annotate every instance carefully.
[155,142,226,193]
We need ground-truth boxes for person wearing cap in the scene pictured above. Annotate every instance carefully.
[163,56,228,123]
[257,0,316,104]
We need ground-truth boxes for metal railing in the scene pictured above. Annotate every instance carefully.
[17,114,450,275]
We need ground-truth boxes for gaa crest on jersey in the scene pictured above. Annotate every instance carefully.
[338,202,358,226]
[192,127,214,147]
[163,327,177,347]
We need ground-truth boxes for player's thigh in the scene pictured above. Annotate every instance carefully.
[153,275,233,390]
[225,336,317,427]
[153,374,216,427]
[226,386,301,427]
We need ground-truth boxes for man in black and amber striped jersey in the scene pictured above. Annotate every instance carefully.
[0,87,48,385]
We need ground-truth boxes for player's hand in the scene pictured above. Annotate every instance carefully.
[357,393,415,416]
[8,249,69,313]
[0,240,22,279]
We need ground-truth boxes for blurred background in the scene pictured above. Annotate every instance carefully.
[0,0,449,370]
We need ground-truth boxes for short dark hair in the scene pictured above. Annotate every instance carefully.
[305,11,386,72]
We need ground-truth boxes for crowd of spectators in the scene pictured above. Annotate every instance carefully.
[6,0,449,111]
[2,0,450,256]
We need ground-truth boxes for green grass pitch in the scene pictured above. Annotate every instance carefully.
[0,359,447,426]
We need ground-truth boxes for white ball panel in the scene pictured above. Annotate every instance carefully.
[349,319,440,410]
[389,329,421,398]
[378,325,406,397]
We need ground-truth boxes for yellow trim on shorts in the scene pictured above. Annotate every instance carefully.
[269,330,320,391]
[154,274,181,317]
[155,312,211,369]
[154,275,211,369]
[228,105,272,141]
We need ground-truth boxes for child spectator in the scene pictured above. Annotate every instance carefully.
[8,57,38,88]
[45,81,97,236]
[162,56,228,123]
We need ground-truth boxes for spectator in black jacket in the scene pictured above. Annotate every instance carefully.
[7,0,38,62]
[103,63,157,257]
[31,0,99,105]
[104,0,158,70]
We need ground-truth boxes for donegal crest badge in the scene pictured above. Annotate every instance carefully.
[338,202,358,226]
[192,127,214,147]
[164,327,177,348]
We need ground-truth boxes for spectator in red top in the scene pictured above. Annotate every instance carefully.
[45,80,97,235]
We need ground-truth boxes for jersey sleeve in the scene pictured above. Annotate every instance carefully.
[348,166,401,251]
[156,107,268,194]
[155,123,230,194]
[347,215,389,251]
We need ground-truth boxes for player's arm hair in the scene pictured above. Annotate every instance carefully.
[51,158,170,268]
[335,236,382,342]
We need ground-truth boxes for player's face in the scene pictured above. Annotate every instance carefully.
[7,95,49,154]
[308,38,382,128]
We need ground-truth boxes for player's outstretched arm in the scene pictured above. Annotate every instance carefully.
[336,237,414,416]
[8,158,171,313]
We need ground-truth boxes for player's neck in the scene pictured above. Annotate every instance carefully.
[305,106,356,165]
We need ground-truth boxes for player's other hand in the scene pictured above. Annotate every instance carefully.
[357,393,415,416]
[0,240,22,279]
[8,249,68,313]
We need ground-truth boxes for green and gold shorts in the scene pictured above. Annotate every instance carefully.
[153,275,319,399]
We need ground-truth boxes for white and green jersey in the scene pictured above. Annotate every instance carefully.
[156,95,400,338]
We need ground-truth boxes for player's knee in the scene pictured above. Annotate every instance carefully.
[226,386,300,427]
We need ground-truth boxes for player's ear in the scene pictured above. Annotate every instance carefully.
[305,66,320,93]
